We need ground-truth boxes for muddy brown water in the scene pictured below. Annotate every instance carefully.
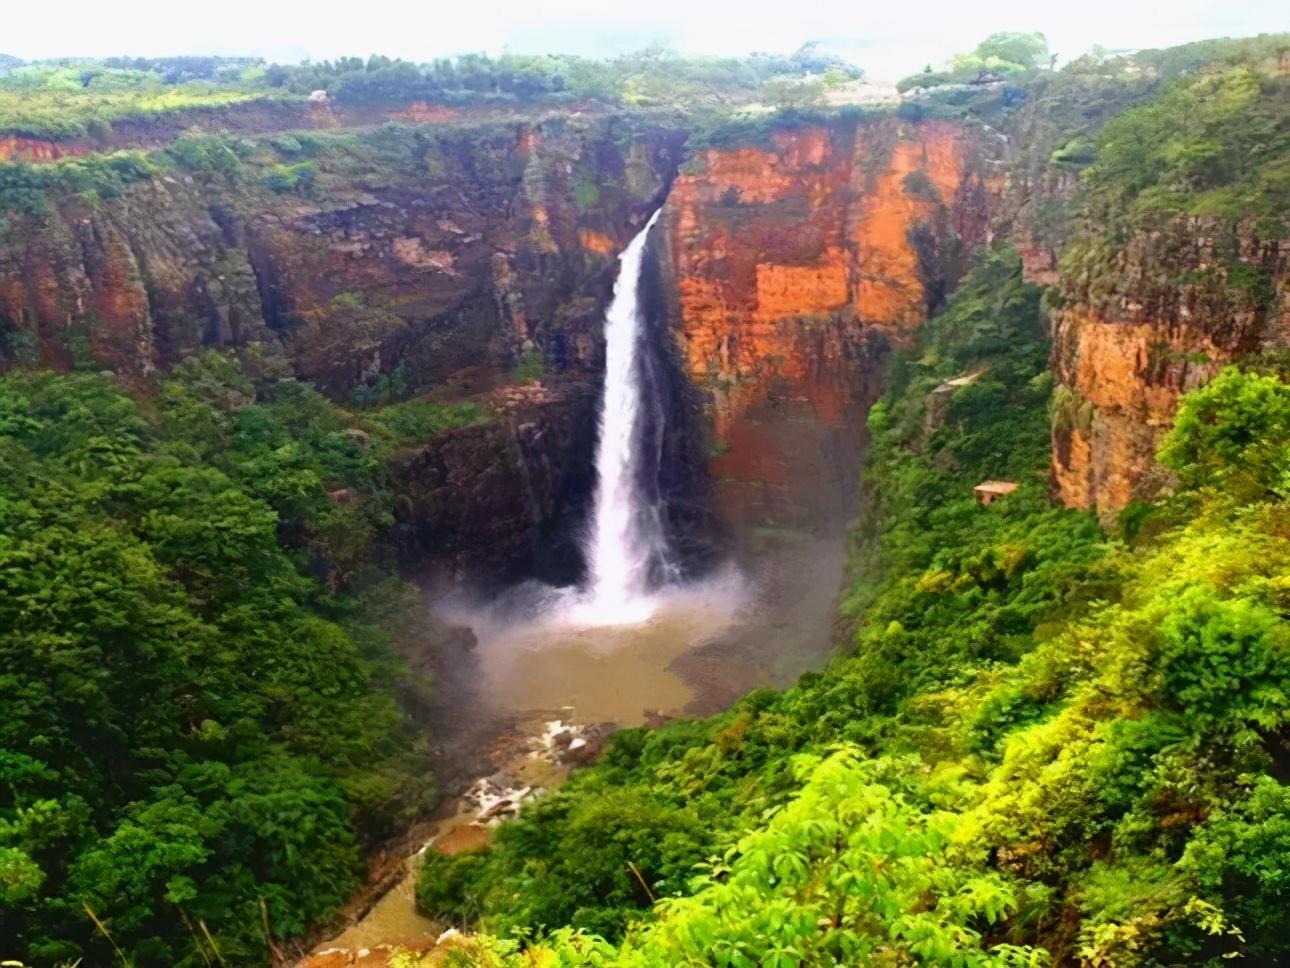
[475,570,751,724]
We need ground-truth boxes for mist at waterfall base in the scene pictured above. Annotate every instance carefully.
[436,212,752,724]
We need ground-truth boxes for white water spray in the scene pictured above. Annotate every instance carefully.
[577,210,669,624]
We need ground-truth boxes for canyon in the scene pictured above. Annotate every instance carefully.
[4,30,1290,968]
[0,110,1009,579]
[1,107,1012,962]
[9,95,1280,550]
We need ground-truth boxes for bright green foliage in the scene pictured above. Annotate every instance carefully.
[166,131,250,179]
[157,352,403,582]
[0,61,271,139]
[972,34,1051,72]
[363,397,484,448]
[349,361,413,408]
[0,151,159,214]
[418,781,709,941]
[512,350,546,384]
[1155,587,1287,729]
[1085,64,1290,226]
[1181,778,1290,955]
[898,32,1051,92]
[1159,366,1290,500]
[266,161,317,194]
[571,172,600,210]
[614,751,1041,967]
[837,249,1106,720]
[0,361,434,966]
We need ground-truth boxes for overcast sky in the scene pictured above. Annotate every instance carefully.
[7,0,1289,81]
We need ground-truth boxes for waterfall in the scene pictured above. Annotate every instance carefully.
[577,210,670,624]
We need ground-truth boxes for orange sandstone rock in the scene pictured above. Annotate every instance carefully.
[665,118,994,435]
[852,136,962,330]
[0,136,86,163]
[662,118,996,528]
[1050,220,1289,516]
[578,229,617,256]
[753,250,850,323]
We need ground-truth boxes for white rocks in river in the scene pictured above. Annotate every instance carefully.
[463,775,535,823]
[532,718,612,766]
[449,718,615,832]
[534,719,577,755]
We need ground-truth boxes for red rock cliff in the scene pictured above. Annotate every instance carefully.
[1051,218,1290,516]
[665,120,994,429]
[659,118,997,529]
[0,119,683,393]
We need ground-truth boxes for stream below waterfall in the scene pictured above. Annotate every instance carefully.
[305,530,846,963]
[304,215,853,963]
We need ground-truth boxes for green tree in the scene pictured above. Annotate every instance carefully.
[1159,366,1290,499]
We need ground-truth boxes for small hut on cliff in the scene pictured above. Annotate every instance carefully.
[974,480,1019,506]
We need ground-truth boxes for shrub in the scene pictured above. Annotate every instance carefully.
[266,161,317,194]
[1154,587,1288,729]
[512,349,545,383]
[1158,366,1290,499]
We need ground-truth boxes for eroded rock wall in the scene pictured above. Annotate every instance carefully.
[390,383,599,586]
[1051,219,1290,515]
[0,115,685,582]
[658,118,998,530]
[0,117,685,393]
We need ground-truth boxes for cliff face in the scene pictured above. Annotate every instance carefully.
[0,109,1006,573]
[659,118,997,530]
[24,96,1266,565]
[0,136,83,162]
[1051,219,1290,515]
[391,382,599,586]
[0,117,684,392]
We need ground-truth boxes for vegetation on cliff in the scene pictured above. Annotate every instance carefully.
[268,47,859,110]
[0,47,855,144]
[0,60,273,140]
[1080,54,1289,233]
[1054,50,1290,324]
[0,354,445,966]
[412,248,1290,965]
[897,32,1053,92]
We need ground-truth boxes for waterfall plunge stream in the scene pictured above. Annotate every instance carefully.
[575,209,672,625]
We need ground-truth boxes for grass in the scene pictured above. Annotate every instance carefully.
[362,397,485,446]
[0,65,284,139]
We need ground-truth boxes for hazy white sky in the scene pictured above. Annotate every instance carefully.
[6,0,1289,81]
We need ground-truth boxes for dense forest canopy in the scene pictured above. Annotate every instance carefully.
[0,357,459,965]
[0,46,860,140]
